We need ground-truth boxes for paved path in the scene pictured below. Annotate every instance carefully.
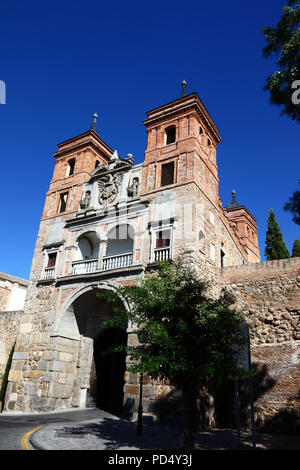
[29,412,300,451]
[1,408,300,451]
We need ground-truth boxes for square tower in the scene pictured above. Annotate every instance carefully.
[141,91,221,205]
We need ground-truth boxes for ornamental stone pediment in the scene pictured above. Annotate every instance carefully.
[89,150,135,207]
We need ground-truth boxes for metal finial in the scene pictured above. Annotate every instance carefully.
[224,189,241,210]
[89,112,98,133]
[181,80,187,97]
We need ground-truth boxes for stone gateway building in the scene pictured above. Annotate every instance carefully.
[2,88,300,432]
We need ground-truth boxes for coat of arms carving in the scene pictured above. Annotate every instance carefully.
[98,172,123,206]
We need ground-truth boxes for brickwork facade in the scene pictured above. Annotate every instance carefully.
[219,257,300,432]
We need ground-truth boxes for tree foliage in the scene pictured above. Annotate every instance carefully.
[98,259,247,448]
[265,208,290,260]
[292,238,300,256]
[284,180,300,225]
[262,1,300,122]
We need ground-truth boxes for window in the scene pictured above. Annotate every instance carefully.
[165,126,176,145]
[47,252,57,267]
[207,138,211,147]
[102,224,134,271]
[58,192,68,213]
[156,229,170,249]
[161,161,174,187]
[220,244,225,268]
[199,126,203,135]
[199,230,205,251]
[95,160,100,169]
[66,158,76,176]
[153,227,172,262]
[43,250,58,279]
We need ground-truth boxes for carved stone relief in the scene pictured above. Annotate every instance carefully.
[98,172,123,206]
[80,190,91,210]
[127,177,139,198]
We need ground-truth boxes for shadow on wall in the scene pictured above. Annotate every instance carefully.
[147,363,278,433]
[254,387,300,435]
[149,387,215,432]
[134,363,299,435]
[214,362,276,430]
[215,363,300,434]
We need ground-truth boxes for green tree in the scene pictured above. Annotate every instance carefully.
[265,208,290,260]
[262,1,300,123]
[98,259,246,449]
[284,181,300,225]
[292,238,300,256]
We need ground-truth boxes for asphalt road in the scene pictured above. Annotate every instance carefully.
[0,408,108,450]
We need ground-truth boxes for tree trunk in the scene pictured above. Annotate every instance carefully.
[181,383,199,449]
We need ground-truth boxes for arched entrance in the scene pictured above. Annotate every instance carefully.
[91,328,127,414]
[56,285,128,414]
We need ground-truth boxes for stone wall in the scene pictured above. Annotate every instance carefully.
[218,257,300,433]
[0,273,29,312]
[0,310,22,387]
[0,287,10,312]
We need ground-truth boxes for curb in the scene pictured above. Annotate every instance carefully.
[22,425,44,450]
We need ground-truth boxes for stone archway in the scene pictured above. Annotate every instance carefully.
[54,285,128,413]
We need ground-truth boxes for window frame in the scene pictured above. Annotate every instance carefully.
[66,158,76,177]
[220,243,226,268]
[42,246,61,280]
[165,126,176,145]
[160,160,175,187]
[57,191,69,214]
[149,220,174,263]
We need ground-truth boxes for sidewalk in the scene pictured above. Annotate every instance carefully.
[29,412,300,451]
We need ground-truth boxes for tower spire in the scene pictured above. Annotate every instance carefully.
[89,112,98,133]
[225,190,241,210]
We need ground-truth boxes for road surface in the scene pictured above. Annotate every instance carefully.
[0,408,107,450]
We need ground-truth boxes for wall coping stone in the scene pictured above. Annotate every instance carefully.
[219,257,300,283]
[0,272,29,287]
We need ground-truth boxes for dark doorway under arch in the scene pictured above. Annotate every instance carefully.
[91,328,127,415]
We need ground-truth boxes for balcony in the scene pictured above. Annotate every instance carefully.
[154,247,171,262]
[72,258,98,275]
[43,266,55,279]
[102,252,133,271]
[70,252,134,275]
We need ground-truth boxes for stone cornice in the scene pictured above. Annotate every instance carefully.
[143,93,221,143]
[53,131,113,160]
[40,264,145,286]
[224,205,258,227]
[64,199,148,229]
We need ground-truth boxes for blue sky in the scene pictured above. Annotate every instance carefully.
[0,0,299,280]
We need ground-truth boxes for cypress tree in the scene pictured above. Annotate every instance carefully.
[265,208,290,260]
[292,239,300,257]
